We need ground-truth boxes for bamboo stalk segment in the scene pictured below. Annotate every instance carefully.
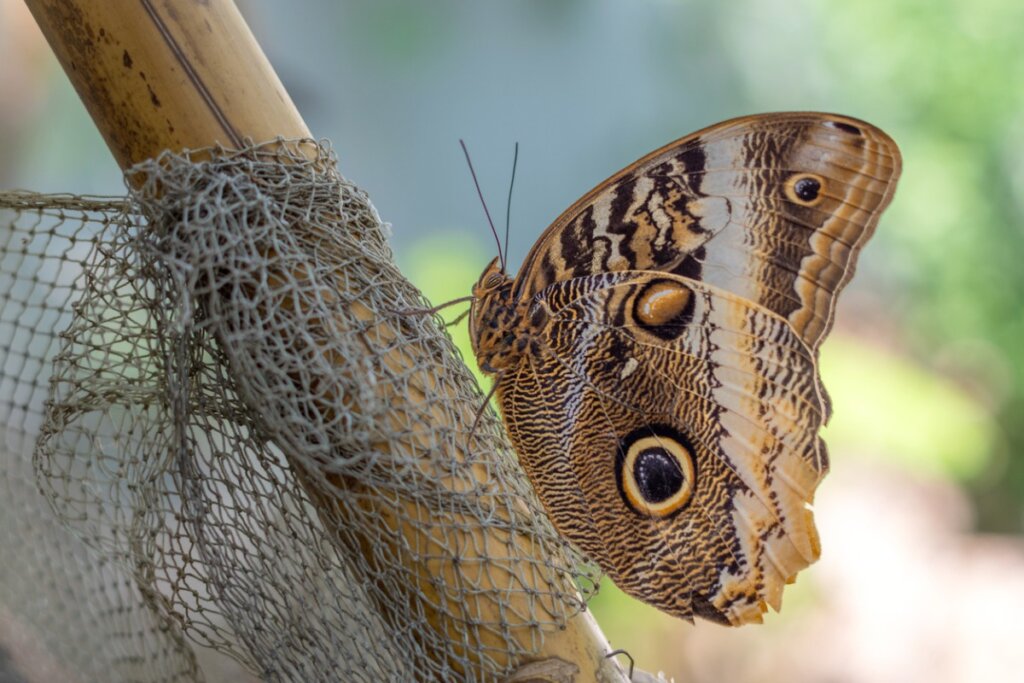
[26,0,308,168]
[23,1,624,680]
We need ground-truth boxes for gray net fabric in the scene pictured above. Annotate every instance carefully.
[0,140,597,683]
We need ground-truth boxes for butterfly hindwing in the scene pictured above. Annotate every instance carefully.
[497,271,828,624]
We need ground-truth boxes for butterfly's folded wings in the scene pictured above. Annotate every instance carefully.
[492,112,900,625]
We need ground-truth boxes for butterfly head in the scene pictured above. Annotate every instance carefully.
[469,257,521,375]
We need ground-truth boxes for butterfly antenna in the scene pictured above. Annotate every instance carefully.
[503,141,518,269]
[460,139,505,272]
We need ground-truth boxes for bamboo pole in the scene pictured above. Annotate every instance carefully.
[25,0,307,167]
[23,2,625,680]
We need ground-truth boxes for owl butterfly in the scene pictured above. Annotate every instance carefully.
[467,113,900,625]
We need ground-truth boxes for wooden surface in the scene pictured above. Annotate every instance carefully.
[23,1,625,680]
[25,0,308,167]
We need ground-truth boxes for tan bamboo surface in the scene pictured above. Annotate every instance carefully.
[23,1,625,680]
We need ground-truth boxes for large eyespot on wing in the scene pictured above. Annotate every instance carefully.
[513,112,901,351]
[615,425,697,518]
[500,271,830,625]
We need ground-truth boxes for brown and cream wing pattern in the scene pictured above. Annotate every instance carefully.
[496,271,828,625]
[513,113,901,351]
[470,111,901,626]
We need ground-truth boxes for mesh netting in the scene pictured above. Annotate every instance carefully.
[0,140,598,683]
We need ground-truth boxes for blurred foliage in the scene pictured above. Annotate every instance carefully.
[821,340,998,480]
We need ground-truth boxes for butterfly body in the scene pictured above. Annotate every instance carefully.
[468,113,901,625]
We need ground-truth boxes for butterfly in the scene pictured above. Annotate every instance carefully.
[466,113,901,625]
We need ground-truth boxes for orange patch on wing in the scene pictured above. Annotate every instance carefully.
[636,281,692,327]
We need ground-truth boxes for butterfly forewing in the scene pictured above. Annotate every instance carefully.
[513,113,901,351]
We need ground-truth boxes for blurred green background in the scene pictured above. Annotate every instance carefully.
[2,0,1022,681]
